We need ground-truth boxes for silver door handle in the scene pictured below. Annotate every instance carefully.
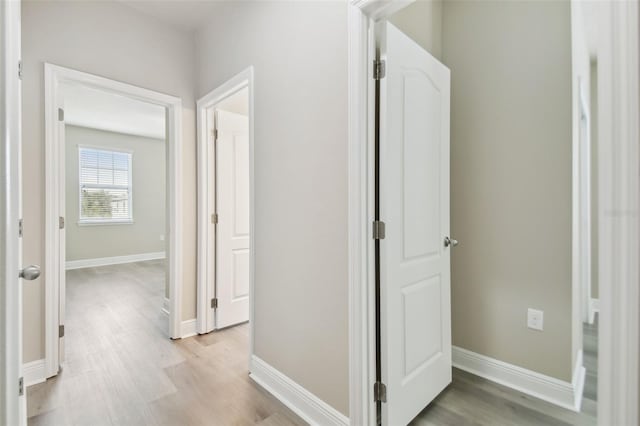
[20,265,40,280]
[444,237,458,248]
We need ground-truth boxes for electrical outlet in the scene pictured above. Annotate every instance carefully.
[527,308,544,331]
[160,234,165,241]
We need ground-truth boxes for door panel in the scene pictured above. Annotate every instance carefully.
[379,22,452,426]
[216,110,250,329]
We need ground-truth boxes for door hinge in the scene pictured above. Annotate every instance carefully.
[18,61,23,80]
[59,216,65,229]
[211,213,218,224]
[372,221,386,240]
[59,324,65,338]
[374,60,386,80]
[212,128,218,142]
[58,108,64,122]
[211,298,218,309]
[18,377,24,396]
[373,381,387,402]
[18,219,23,238]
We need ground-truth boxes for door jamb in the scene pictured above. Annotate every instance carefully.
[43,64,184,378]
[347,2,415,425]
[196,67,255,357]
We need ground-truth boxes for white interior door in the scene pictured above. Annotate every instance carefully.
[378,22,452,426]
[3,0,27,423]
[215,110,250,329]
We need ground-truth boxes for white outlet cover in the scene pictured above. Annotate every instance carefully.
[527,308,544,331]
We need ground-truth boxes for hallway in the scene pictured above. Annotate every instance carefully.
[26,261,303,426]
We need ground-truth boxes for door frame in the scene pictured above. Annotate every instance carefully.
[2,0,25,424]
[196,67,254,351]
[347,1,640,425]
[43,64,184,378]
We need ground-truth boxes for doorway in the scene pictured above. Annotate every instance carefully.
[196,68,254,345]
[43,64,184,378]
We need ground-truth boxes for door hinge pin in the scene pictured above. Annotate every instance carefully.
[18,377,24,396]
[59,216,65,229]
[372,221,386,240]
[18,219,23,238]
[58,108,64,122]
[374,59,386,80]
[18,61,23,80]
[213,128,218,141]
[211,298,218,309]
[59,324,65,338]
[373,381,387,402]
[211,213,218,224]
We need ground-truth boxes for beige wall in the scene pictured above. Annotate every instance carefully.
[389,0,442,60]
[443,1,574,381]
[65,126,166,262]
[21,0,197,363]
[196,1,349,415]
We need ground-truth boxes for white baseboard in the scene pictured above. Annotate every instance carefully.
[180,319,197,338]
[588,298,600,324]
[249,355,348,426]
[65,251,166,270]
[453,346,584,412]
[162,297,170,316]
[23,359,46,387]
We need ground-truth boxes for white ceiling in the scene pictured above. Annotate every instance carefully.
[116,0,220,32]
[62,82,166,140]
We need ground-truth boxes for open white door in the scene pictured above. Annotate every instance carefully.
[2,0,27,424]
[215,110,250,329]
[378,22,452,426]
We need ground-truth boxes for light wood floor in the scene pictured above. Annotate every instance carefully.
[28,260,598,426]
[27,260,305,426]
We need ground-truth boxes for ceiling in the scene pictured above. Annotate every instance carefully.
[116,0,221,32]
[63,82,166,140]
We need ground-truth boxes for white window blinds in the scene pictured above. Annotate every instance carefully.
[78,147,133,222]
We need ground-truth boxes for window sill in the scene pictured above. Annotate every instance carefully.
[77,220,134,226]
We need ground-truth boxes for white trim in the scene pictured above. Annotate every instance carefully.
[453,346,585,412]
[2,0,24,423]
[196,65,255,365]
[162,297,170,316]
[597,1,640,424]
[588,298,599,325]
[22,360,46,388]
[249,356,349,426]
[44,64,184,381]
[64,251,165,270]
[180,319,197,339]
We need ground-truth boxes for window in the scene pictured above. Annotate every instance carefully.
[78,147,133,224]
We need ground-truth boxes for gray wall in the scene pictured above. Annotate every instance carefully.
[65,126,166,262]
[443,1,574,381]
[21,0,196,363]
[389,0,442,60]
[196,1,349,415]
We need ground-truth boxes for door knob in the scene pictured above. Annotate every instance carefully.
[444,237,458,248]
[20,265,41,280]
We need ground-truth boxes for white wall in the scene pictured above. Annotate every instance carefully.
[21,0,196,363]
[196,1,349,415]
[65,126,166,262]
[443,0,574,381]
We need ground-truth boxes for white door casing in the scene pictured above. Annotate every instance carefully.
[215,110,250,329]
[378,22,452,426]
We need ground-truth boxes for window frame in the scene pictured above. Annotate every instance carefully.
[77,145,134,225]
